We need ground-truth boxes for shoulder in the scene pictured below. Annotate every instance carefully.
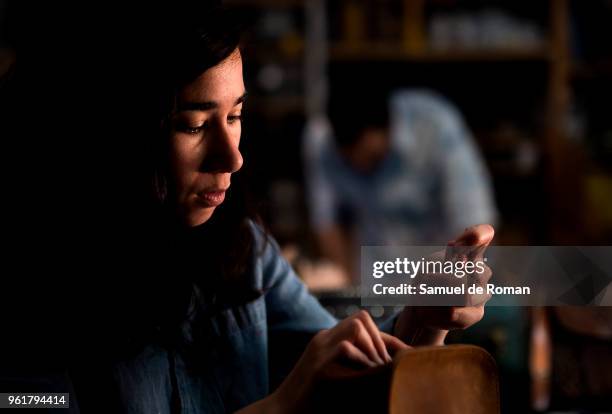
[390,89,464,127]
[247,220,292,290]
[389,89,471,152]
[248,220,273,256]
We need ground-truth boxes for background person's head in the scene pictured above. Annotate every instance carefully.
[329,91,391,173]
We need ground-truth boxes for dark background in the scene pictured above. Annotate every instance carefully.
[1,1,611,413]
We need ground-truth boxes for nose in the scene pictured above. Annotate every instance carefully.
[203,121,243,174]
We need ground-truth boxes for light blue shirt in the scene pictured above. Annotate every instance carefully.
[2,223,398,413]
[304,90,497,245]
[112,223,338,413]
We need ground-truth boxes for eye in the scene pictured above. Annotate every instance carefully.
[228,114,242,124]
[177,120,209,135]
[185,126,203,134]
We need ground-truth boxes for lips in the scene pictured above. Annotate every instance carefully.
[196,189,226,207]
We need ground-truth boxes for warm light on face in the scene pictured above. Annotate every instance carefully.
[168,49,246,227]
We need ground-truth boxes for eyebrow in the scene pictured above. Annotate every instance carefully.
[177,92,248,112]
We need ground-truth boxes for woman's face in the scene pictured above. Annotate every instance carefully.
[169,48,245,227]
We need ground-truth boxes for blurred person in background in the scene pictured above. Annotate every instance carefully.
[303,90,498,283]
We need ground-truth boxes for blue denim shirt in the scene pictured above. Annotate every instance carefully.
[112,224,337,413]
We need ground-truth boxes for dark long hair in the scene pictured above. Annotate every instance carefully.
[0,1,263,368]
[120,6,272,365]
[143,5,260,308]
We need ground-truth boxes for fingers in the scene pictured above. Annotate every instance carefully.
[330,311,402,366]
[316,310,412,377]
[451,224,495,247]
[355,310,393,363]
[412,305,483,330]
[290,312,407,401]
[467,264,493,306]
[449,224,495,262]
[335,339,378,368]
[481,264,493,283]
[448,225,495,308]
[380,332,410,353]
[332,311,385,365]
[449,305,485,328]
[466,291,492,307]
[352,319,385,365]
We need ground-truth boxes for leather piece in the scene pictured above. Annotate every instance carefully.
[389,345,500,414]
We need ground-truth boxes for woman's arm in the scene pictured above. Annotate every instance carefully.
[237,311,408,414]
[234,393,284,414]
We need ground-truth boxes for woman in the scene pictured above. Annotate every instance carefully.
[109,6,494,413]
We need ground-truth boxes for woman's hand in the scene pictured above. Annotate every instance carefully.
[394,224,495,346]
[237,310,409,413]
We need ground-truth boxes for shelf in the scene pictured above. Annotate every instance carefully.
[225,0,303,7]
[330,43,552,62]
